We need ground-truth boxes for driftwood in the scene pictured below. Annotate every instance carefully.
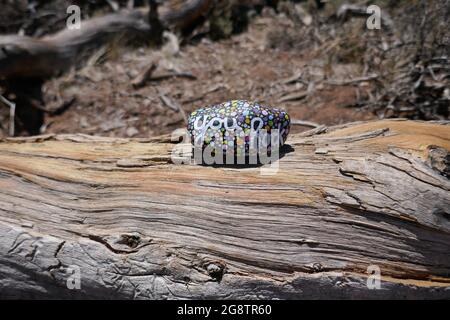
[0,0,214,79]
[0,119,449,299]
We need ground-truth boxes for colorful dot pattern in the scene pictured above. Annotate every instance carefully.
[187,100,290,155]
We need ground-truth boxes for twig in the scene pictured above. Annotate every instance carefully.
[278,91,308,103]
[131,61,158,88]
[49,97,76,116]
[150,71,197,81]
[325,74,378,86]
[291,119,320,128]
[299,125,328,137]
[132,62,196,88]
[0,94,16,136]
[159,94,188,124]
[279,70,304,85]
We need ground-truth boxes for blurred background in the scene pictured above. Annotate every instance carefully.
[0,0,448,138]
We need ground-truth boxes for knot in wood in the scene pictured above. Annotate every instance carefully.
[205,261,225,281]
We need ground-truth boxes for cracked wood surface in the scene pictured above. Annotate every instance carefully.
[0,119,449,299]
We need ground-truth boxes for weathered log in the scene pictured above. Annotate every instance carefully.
[0,119,449,299]
[0,0,214,79]
[0,1,214,136]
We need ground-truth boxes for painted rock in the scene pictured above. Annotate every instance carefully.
[187,100,290,156]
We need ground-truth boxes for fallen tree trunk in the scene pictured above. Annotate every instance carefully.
[0,119,449,299]
[0,0,214,136]
[0,0,214,79]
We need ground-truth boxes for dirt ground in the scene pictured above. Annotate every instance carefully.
[0,6,380,138]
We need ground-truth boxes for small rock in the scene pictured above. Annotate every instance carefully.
[126,127,139,137]
[295,4,313,26]
[79,116,89,128]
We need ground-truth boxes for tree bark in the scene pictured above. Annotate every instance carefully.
[0,119,449,299]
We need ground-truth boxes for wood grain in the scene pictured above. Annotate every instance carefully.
[0,120,449,299]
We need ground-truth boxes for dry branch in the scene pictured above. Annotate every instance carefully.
[325,74,379,86]
[0,120,449,299]
[0,0,214,80]
[0,1,214,136]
